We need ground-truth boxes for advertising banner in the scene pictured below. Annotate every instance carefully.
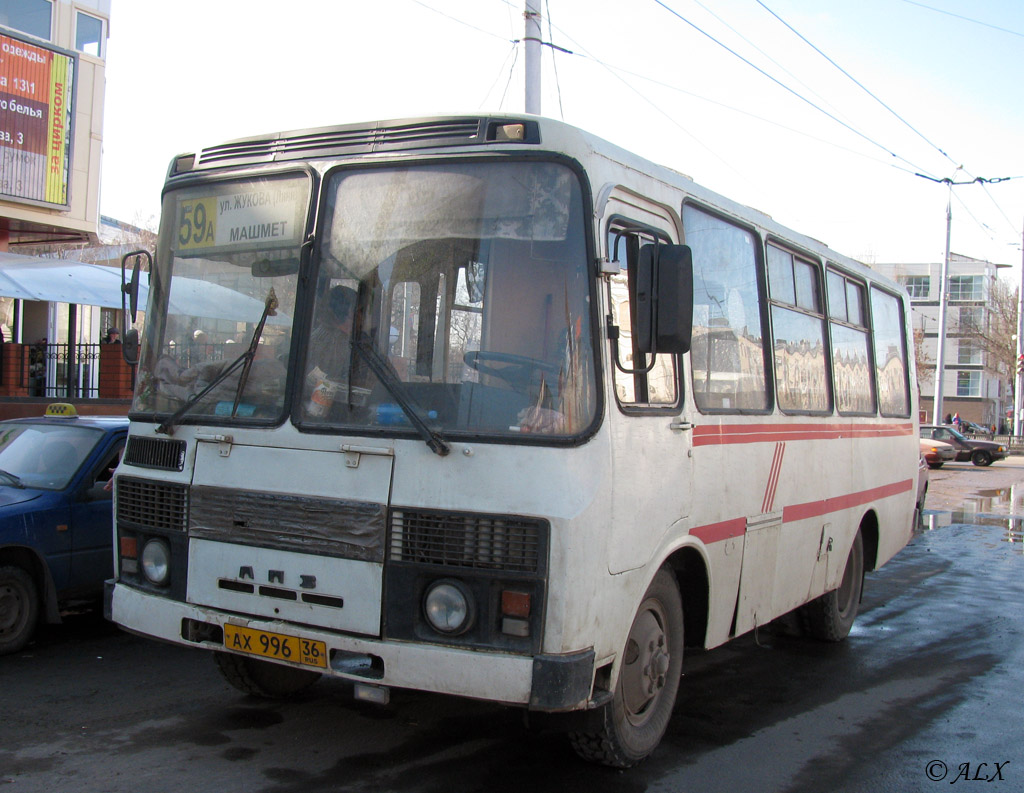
[0,32,75,206]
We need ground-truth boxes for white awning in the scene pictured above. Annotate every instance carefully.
[0,252,128,308]
[0,252,287,324]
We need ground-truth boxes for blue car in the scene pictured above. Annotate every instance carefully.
[0,405,128,654]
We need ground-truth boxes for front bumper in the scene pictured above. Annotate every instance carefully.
[105,581,594,711]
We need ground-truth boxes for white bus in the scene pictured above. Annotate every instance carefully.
[107,115,919,767]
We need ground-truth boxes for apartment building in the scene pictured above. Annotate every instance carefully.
[874,254,1012,430]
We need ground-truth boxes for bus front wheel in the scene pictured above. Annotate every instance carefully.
[569,568,684,768]
[214,652,321,698]
[800,531,864,642]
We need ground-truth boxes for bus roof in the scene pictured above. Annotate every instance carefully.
[167,113,897,291]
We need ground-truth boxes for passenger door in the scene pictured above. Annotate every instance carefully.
[603,193,693,574]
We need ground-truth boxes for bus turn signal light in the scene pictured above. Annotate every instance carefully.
[501,590,531,618]
[501,590,531,638]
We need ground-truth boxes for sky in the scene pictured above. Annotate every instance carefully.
[100,0,1024,276]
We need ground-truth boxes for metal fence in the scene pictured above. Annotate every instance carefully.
[2,342,104,399]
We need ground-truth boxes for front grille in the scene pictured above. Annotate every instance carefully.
[389,509,546,573]
[117,477,189,532]
[190,486,385,563]
[124,437,187,471]
[197,119,485,168]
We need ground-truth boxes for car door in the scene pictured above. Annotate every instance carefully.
[68,434,125,594]
[931,427,967,458]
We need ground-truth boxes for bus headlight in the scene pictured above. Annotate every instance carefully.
[141,539,171,586]
[423,579,474,635]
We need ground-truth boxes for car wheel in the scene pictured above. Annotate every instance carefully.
[971,450,993,467]
[0,565,40,656]
[927,462,943,469]
[800,532,864,642]
[214,652,321,698]
[569,568,684,768]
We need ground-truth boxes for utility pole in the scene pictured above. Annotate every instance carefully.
[1015,218,1024,437]
[524,0,542,114]
[932,192,952,426]
[916,172,1015,428]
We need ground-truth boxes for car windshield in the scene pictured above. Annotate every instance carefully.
[0,423,104,490]
[132,173,309,423]
[297,160,597,440]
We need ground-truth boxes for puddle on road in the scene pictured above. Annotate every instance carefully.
[923,483,1024,551]
[925,510,1024,543]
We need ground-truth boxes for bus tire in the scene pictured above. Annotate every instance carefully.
[0,565,39,656]
[800,531,864,642]
[214,652,321,698]
[568,568,683,768]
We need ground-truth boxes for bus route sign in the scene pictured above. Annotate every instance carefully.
[0,33,75,206]
[175,185,305,254]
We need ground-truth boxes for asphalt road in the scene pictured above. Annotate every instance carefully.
[2,463,1022,793]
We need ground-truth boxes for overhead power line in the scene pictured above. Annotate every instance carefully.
[899,0,1024,39]
[409,0,512,42]
[650,0,938,178]
[757,0,958,168]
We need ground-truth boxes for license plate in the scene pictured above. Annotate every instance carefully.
[223,624,327,669]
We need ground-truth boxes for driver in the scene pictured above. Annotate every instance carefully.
[302,284,365,418]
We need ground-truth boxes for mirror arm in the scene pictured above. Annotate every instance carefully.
[607,317,658,375]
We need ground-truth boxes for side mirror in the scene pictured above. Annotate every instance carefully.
[636,243,693,355]
[85,480,113,502]
[123,328,140,366]
[120,250,150,366]
[120,249,151,324]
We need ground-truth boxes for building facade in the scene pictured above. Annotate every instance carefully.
[0,0,110,250]
[874,254,1012,430]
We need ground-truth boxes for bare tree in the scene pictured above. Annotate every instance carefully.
[954,277,1018,382]
[913,327,933,387]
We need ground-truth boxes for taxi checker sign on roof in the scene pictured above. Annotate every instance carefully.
[0,33,75,207]
[175,184,304,254]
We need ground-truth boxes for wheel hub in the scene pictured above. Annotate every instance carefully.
[0,585,21,634]
[621,609,670,720]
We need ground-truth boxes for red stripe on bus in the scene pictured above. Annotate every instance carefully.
[782,479,915,523]
[762,441,785,513]
[690,478,914,545]
[690,518,747,545]
[692,422,913,447]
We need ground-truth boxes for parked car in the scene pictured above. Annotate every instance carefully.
[958,420,992,438]
[920,424,1007,467]
[0,404,128,654]
[919,437,957,469]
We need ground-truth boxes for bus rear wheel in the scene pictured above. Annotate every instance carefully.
[569,568,683,768]
[800,531,864,642]
[214,652,321,698]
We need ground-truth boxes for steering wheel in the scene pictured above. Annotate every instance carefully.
[463,351,560,390]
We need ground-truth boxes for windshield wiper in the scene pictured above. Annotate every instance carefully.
[0,468,24,488]
[352,337,450,457]
[157,289,279,435]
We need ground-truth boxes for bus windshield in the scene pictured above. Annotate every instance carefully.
[133,161,597,439]
[299,160,597,439]
[133,174,309,423]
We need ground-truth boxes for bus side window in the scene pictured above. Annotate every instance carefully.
[682,205,770,413]
[869,287,911,417]
[607,227,678,408]
[827,269,875,415]
[767,244,831,414]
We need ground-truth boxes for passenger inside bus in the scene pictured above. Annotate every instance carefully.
[302,283,371,419]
